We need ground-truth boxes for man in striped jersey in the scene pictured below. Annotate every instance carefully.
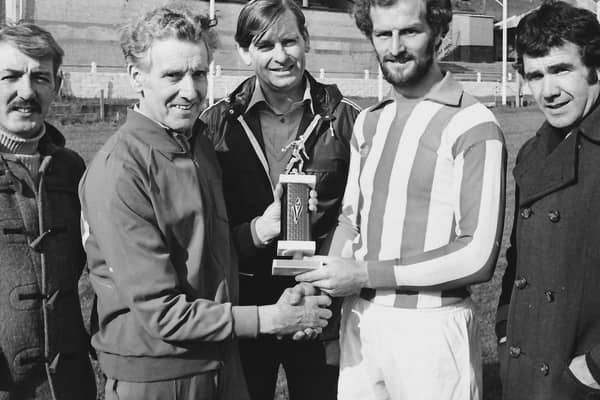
[297,0,506,398]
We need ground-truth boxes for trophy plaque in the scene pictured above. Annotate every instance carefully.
[272,140,324,276]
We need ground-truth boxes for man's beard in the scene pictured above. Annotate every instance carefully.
[378,39,436,88]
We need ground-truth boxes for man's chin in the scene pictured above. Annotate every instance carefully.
[4,120,45,138]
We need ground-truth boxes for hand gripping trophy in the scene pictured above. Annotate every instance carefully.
[272,133,324,275]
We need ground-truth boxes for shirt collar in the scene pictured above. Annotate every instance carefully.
[245,77,314,114]
[370,71,464,111]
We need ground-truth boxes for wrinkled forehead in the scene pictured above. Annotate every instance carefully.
[0,42,54,73]
[141,37,212,71]
[523,42,584,72]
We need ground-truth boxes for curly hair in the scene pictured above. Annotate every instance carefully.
[0,23,64,76]
[120,6,217,69]
[353,0,452,40]
[514,0,600,76]
[235,0,308,48]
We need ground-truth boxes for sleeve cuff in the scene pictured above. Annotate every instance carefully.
[366,260,397,288]
[250,217,268,248]
[232,305,259,338]
[233,222,260,258]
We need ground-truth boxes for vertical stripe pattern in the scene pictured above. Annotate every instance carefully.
[337,81,505,308]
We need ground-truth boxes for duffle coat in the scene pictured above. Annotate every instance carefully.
[497,103,600,400]
[0,124,95,400]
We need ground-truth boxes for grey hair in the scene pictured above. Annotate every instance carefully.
[120,6,217,69]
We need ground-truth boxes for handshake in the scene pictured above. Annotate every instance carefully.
[258,282,332,340]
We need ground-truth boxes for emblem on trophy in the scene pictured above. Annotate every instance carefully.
[272,136,324,276]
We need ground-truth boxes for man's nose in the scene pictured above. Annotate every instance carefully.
[17,77,35,99]
[179,74,198,100]
[390,30,405,57]
[272,43,289,62]
[541,76,560,100]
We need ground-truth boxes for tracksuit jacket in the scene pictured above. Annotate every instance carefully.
[79,110,257,393]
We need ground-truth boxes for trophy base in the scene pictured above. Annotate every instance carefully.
[272,258,324,276]
[277,240,315,257]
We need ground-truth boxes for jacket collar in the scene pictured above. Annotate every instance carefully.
[512,101,600,206]
[122,109,190,159]
[38,122,66,156]
[370,71,463,111]
[226,71,343,120]
[245,77,314,115]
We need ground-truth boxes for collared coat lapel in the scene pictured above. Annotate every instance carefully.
[514,123,578,206]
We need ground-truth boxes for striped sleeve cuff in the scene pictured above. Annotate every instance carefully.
[366,260,397,288]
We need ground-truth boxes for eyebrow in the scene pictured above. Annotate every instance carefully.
[1,68,52,75]
[547,62,574,73]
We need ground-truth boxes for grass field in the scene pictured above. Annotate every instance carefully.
[63,103,546,400]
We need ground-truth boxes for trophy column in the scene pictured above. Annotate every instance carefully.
[272,174,324,275]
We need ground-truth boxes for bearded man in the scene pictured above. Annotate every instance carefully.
[297,0,507,398]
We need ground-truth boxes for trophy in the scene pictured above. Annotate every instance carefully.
[271,138,325,276]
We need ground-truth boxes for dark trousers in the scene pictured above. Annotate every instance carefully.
[239,336,338,400]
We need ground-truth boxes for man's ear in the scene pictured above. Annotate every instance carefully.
[237,44,252,66]
[127,63,144,94]
[304,34,310,53]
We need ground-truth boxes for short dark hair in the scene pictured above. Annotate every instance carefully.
[0,23,64,76]
[514,0,600,75]
[120,6,216,69]
[353,0,452,40]
[235,0,308,49]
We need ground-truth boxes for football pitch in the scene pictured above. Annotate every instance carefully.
[65,104,545,400]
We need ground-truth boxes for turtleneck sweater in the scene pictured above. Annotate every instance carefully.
[0,125,45,182]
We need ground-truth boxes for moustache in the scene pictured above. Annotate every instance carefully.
[9,100,41,113]
[383,54,414,64]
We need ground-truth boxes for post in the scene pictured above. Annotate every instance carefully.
[364,69,370,80]
[319,68,325,79]
[208,62,215,106]
[476,71,481,82]
[377,66,384,101]
[99,89,105,121]
[501,0,508,105]
[90,62,97,73]
[515,71,522,108]
[208,0,216,106]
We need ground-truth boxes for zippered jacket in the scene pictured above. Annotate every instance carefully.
[80,110,258,385]
[200,73,360,309]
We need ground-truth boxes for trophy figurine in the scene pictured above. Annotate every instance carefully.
[272,137,325,276]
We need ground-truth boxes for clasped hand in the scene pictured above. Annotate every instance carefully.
[260,283,332,339]
[295,257,368,297]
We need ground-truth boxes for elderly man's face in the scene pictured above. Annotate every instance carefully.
[131,38,209,133]
[0,43,56,138]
